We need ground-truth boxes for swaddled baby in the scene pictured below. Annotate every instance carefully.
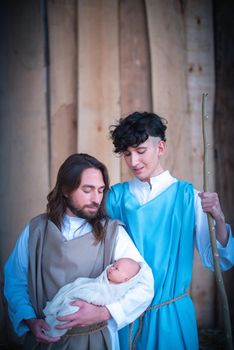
[43,257,142,337]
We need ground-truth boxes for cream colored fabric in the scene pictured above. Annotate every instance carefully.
[43,262,145,337]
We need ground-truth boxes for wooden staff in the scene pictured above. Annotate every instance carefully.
[202,93,233,350]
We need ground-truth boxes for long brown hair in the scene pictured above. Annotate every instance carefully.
[47,153,110,242]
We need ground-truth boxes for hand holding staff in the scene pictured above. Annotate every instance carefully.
[202,93,233,350]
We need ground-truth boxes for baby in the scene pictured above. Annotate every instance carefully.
[106,257,140,284]
[43,258,142,337]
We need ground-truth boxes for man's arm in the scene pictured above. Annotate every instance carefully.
[4,224,36,336]
[198,191,228,246]
[4,225,61,343]
[195,191,234,270]
[105,228,154,330]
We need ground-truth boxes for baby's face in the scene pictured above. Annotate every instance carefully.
[107,260,130,284]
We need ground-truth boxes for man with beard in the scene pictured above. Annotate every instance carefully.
[4,153,154,350]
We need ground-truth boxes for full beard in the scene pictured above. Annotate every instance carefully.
[65,198,99,221]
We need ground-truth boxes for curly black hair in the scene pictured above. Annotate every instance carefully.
[109,111,167,153]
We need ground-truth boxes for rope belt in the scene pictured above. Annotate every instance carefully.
[64,321,108,337]
[32,321,107,350]
[128,292,188,350]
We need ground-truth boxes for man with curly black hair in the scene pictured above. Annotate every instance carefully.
[107,111,234,350]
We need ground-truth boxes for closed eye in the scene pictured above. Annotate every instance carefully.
[123,151,131,157]
[136,147,147,154]
[98,186,105,193]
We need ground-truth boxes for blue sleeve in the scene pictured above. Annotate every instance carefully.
[106,185,123,220]
[4,224,36,336]
[106,188,116,219]
[194,189,234,271]
[216,225,234,270]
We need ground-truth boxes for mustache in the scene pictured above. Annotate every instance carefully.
[84,203,99,209]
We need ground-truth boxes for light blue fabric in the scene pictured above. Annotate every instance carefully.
[107,181,198,350]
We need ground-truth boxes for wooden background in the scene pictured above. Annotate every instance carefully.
[0,0,233,345]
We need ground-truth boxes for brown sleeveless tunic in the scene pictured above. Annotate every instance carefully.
[24,214,119,350]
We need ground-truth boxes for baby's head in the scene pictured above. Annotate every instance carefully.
[107,258,140,284]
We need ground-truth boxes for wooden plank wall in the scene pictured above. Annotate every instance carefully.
[145,0,191,181]
[0,1,49,343]
[48,0,78,187]
[185,0,216,328]
[0,1,49,260]
[119,0,152,180]
[0,0,233,343]
[78,0,121,185]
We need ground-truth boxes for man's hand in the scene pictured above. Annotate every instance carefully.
[199,191,228,246]
[56,300,111,329]
[24,318,60,344]
[198,191,225,222]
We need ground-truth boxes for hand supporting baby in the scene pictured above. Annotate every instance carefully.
[44,302,80,337]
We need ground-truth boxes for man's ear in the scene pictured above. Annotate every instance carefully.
[158,140,166,156]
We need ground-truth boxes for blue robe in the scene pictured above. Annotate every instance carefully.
[107,181,198,350]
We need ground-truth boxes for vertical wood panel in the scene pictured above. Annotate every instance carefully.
[213,0,234,327]
[145,0,191,182]
[0,0,48,341]
[0,1,48,264]
[120,0,152,181]
[185,0,215,328]
[48,0,78,187]
[78,0,120,185]
[186,0,215,191]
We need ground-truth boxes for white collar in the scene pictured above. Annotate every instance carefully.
[63,214,87,226]
[128,171,176,205]
[130,170,174,189]
[62,214,92,239]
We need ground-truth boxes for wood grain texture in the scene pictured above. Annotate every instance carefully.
[0,1,49,264]
[185,0,215,328]
[0,1,49,341]
[145,0,191,182]
[78,0,120,185]
[119,0,152,181]
[48,0,78,187]
[186,0,215,191]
